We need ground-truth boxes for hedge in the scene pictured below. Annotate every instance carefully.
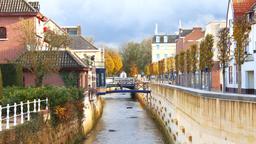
[0,64,23,87]
[1,86,84,126]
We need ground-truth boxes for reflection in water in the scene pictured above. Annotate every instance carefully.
[83,93,166,144]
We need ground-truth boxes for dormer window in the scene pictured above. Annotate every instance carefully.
[164,36,168,43]
[0,27,7,39]
[156,36,160,43]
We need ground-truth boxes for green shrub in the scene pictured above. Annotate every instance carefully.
[0,64,23,87]
[0,68,2,99]
[1,86,84,126]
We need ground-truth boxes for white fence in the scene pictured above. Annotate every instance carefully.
[0,98,48,131]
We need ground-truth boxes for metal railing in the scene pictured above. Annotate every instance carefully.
[0,98,48,131]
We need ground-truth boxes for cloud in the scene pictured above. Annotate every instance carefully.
[39,0,228,47]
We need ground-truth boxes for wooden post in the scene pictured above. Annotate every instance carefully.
[21,102,24,124]
[14,103,17,126]
[46,98,49,111]
[27,100,30,121]
[33,99,36,113]
[6,104,10,129]
[38,99,41,112]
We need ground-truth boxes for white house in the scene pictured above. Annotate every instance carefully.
[151,24,178,63]
[226,0,256,94]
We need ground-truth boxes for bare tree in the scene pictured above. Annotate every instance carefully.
[217,28,231,92]
[18,19,70,87]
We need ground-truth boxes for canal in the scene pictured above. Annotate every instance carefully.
[83,93,167,144]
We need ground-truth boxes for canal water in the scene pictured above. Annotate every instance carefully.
[83,93,167,144]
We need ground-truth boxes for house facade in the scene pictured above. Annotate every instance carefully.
[0,0,93,90]
[66,29,106,88]
[0,0,47,63]
[226,0,256,94]
[151,24,178,63]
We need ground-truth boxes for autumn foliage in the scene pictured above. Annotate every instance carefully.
[105,49,123,76]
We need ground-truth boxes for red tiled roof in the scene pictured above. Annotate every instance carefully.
[233,0,256,16]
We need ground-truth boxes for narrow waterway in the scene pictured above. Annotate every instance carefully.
[83,93,167,144]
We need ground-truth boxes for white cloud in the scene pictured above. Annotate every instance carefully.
[39,0,228,46]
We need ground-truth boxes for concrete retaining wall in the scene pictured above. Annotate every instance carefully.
[137,83,256,144]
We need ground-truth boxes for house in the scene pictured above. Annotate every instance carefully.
[176,27,204,55]
[0,0,93,90]
[151,24,178,63]
[18,50,90,89]
[67,31,105,88]
[226,0,256,94]
[0,0,47,63]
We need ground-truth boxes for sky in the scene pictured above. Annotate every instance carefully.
[40,0,229,48]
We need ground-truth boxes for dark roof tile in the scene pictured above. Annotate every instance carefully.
[69,36,98,50]
[152,35,178,43]
[0,0,37,13]
[18,51,87,69]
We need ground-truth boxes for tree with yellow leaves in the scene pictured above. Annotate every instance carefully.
[109,50,123,75]
[105,50,115,76]
[129,64,138,77]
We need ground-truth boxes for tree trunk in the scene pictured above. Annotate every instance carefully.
[200,71,203,89]
[35,74,44,87]
[238,64,242,94]
[222,67,226,93]
[208,70,212,91]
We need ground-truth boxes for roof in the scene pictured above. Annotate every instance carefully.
[179,29,193,37]
[17,50,88,69]
[0,0,38,13]
[69,35,98,50]
[152,35,178,43]
[233,0,256,17]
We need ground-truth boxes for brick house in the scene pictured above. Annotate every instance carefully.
[0,0,92,89]
[176,27,204,55]
[0,0,47,63]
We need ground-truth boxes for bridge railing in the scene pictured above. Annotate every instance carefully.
[0,98,48,131]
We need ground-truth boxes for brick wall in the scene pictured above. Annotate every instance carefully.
[0,17,34,63]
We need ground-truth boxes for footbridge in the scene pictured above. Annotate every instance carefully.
[97,77,151,95]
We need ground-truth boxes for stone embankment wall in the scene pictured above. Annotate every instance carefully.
[0,97,104,144]
[137,83,256,144]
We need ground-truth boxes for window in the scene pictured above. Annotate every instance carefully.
[156,36,160,43]
[157,54,160,60]
[235,65,238,84]
[164,36,168,43]
[229,66,233,84]
[0,27,7,39]
[156,45,160,50]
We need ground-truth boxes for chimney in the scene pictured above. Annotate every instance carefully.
[155,24,158,35]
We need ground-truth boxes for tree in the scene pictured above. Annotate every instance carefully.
[144,65,150,77]
[109,50,123,75]
[199,40,206,89]
[190,44,198,88]
[233,15,251,93]
[179,52,185,86]
[204,34,214,91]
[217,28,231,92]
[105,50,115,76]
[175,54,180,85]
[18,19,70,87]
[121,38,152,74]
[185,49,191,87]
[129,64,138,77]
